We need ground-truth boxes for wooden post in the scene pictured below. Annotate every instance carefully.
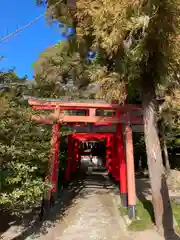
[77,140,81,170]
[50,123,60,198]
[44,123,60,210]
[114,135,120,182]
[72,139,79,174]
[125,124,136,219]
[116,109,128,208]
[65,135,73,182]
[71,137,75,173]
[111,134,117,180]
[117,123,128,208]
[106,136,112,174]
[75,139,80,172]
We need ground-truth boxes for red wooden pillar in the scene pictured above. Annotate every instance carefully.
[106,135,112,174]
[51,123,60,193]
[125,124,136,219]
[75,139,81,171]
[72,139,79,173]
[44,123,60,210]
[71,137,76,173]
[65,135,73,181]
[116,111,128,208]
[114,137,120,182]
[77,140,81,170]
[114,112,120,182]
[111,134,117,180]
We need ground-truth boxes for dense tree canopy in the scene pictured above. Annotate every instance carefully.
[36,0,180,100]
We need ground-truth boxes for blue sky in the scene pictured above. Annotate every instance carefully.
[0,1,65,80]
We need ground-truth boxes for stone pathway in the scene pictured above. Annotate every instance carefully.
[1,172,168,240]
[30,173,131,240]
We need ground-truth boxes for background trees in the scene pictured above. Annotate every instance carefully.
[32,40,94,98]
[0,59,91,213]
[0,73,51,212]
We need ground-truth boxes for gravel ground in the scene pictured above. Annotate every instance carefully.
[1,172,167,240]
[28,172,131,240]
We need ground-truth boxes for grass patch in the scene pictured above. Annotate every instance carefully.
[119,199,154,231]
[128,200,154,231]
[119,206,128,216]
[119,199,180,233]
[172,201,180,234]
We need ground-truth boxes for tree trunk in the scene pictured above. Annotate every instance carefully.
[141,81,173,234]
[162,137,170,173]
[158,121,170,173]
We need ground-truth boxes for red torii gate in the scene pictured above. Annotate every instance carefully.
[28,98,143,219]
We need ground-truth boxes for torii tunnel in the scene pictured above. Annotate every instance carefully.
[28,97,144,220]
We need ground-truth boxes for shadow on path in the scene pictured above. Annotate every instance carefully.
[11,179,84,240]
[135,176,180,240]
[161,176,180,240]
[7,171,118,240]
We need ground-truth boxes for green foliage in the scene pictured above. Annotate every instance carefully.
[0,74,51,212]
[38,0,180,100]
[172,201,180,234]
[158,85,180,149]
[0,70,30,95]
[0,69,28,84]
[0,69,76,213]
[133,133,147,170]
[32,40,93,98]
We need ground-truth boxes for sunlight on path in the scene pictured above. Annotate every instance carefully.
[56,192,119,240]
[35,175,131,240]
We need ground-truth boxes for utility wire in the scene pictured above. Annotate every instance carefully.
[0,14,44,44]
[0,0,63,44]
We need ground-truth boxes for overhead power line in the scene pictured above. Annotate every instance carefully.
[0,0,63,45]
[0,14,44,44]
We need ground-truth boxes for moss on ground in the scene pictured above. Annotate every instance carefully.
[171,201,180,233]
[120,199,180,233]
[119,206,128,215]
[119,199,154,231]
